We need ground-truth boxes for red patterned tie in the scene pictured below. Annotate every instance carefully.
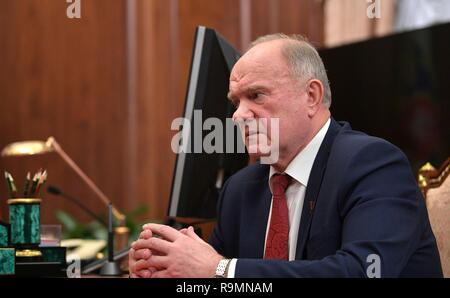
[264,174,291,260]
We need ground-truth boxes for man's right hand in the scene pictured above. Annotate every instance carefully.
[129,229,156,278]
[128,226,192,277]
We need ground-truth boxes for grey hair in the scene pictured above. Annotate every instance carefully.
[250,34,332,108]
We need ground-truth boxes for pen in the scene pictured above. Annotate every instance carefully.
[34,170,47,198]
[29,172,40,197]
[23,172,31,197]
[4,171,13,198]
[8,172,18,198]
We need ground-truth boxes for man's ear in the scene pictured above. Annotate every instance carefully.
[306,79,324,117]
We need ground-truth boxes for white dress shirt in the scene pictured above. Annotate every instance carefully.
[226,118,331,277]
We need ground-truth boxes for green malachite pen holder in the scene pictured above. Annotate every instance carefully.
[0,248,15,275]
[0,221,10,247]
[8,198,41,246]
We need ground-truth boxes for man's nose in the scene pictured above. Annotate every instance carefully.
[232,102,254,122]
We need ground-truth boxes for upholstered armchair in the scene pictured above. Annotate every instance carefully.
[418,158,450,277]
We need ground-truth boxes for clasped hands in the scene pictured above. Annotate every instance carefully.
[129,223,223,278]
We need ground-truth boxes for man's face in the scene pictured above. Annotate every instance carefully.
[228,40,312,162]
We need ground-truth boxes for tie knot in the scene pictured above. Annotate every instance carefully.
[270,174,291,197]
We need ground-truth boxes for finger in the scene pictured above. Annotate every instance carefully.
[131,270,152,278]
[135,258,153,272]
[129,247,136,259]
[132,238,172,254]
[141,222,153,230]
[131,239,148,250]
[186,226,203,242]
[132,238,155,250]
[136,269,152,278]
[140,229,152,239]
[147,237,172,254]
[179,228,188,235]
[134,248,152,260]
[146,255,169,269]
[129,248,137,273]
[142,223,181,242]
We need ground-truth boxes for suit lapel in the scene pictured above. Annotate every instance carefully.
[240,167,272,258]
[295,119,343,259]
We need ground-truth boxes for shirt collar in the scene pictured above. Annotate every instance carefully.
[269,118,330,187]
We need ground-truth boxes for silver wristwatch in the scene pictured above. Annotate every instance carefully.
[214,259,231,278]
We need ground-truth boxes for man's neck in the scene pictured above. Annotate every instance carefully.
[272,111,330,173]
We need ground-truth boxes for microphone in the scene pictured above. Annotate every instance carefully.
[47,185,122,276]
[47,185,107,227]
[99,203,121,276]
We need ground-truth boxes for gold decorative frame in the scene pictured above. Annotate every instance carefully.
[418,158,450,199]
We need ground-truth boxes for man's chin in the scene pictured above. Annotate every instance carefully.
[245,142,280,164]
[247,146,272,158]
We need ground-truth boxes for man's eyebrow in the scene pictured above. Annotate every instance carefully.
[244,85,267,93]
[228,85,268,100]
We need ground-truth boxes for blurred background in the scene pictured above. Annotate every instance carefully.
[0,0,449,242]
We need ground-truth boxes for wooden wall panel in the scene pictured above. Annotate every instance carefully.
[251,0,325,47]
[177,0,242,94]
[250,0,275,40]
[324,0,394,47]
[0,0,128,224]
[0,0,325,231]
[131,0,182,221]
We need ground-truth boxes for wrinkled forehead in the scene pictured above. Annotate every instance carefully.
[229,41,290,92]
[230,59,268,84]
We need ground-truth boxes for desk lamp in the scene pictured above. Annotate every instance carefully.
[1,136,126,275]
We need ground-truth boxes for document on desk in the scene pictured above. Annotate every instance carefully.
[62,239,106,261]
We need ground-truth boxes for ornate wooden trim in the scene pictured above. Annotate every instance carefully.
[418,158,450,198]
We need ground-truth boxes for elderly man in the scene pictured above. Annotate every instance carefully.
[129,34,442,278]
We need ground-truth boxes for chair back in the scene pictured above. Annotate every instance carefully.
[418,158,450,277]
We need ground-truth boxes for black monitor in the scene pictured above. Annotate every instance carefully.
[168,26,248,219]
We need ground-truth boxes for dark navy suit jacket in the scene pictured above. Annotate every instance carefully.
[209,119,443,277]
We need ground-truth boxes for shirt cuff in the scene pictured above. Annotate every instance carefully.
[226,258,238,278]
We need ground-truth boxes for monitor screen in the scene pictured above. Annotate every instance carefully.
[168,26,248,219]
